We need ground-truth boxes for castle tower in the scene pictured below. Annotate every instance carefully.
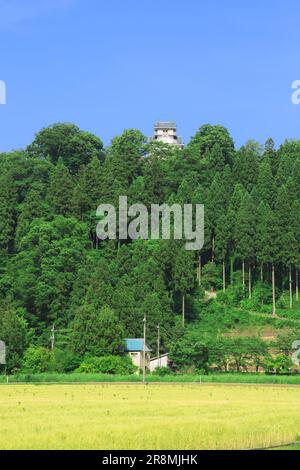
[150,122,183,147]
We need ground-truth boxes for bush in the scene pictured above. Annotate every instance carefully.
[217,284,244,306]
[194,287,206,300]
[153,366,170,376]
[239,299,257,310]
[252,282,274,306]
[52,349,81,373]
[22,346,53,373]
[76,355,137,375]
[260,304,273,313]
[219,281,278,312]
[264,355,293,375]
[277,295,287,310]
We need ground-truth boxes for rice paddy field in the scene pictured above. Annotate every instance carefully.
[0,383,300,450]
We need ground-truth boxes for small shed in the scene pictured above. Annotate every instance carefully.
[125,338,151,371]
[150,354,169,372]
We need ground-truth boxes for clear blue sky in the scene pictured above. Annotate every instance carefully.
[1,0,300,151]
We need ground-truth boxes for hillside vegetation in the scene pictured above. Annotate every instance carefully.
[0,123,300,375]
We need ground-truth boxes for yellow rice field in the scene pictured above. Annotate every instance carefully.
[0,383,299,450]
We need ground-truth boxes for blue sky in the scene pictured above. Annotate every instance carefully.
[0,0,300,151]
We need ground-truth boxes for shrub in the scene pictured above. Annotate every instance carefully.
[277,295,287,310]
[194,287,205,300]
[260,304,273,313]
[252,282,274,306]
[153,366,170,376]
[76,355,137,375]
[52,349,81,373]
[217,284,244,306]
[22,346,53,373]
[264,355,293,375]
[239,298,258,310]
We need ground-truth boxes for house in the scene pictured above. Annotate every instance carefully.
[125,338,151,371]
[150,354,169,372]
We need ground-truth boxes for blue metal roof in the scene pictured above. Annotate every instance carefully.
[125,338,151,352]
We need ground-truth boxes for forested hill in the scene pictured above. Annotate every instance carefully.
[0,122,300,373]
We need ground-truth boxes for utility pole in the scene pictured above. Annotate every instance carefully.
[143,316,146,384]
[272,263,276,317]
[50,324,55,351]
[157,325,160,368]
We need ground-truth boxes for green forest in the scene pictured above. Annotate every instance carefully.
[1,122,300,376]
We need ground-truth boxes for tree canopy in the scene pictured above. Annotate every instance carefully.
[1,123,300,373]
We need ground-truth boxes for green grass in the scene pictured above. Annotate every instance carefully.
[231,307,300,329]
[272,445,300,450]
[1,372,300,384]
